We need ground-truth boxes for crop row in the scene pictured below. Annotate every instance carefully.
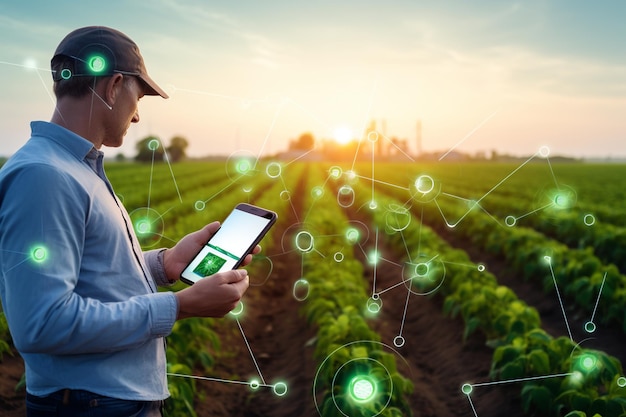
[297,164,414,416]
[365,162,626,334]
[341,168,626,417]
[158,162,298,415]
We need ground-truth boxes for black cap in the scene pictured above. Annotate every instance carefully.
[52,26,168,99]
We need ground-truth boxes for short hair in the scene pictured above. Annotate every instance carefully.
[51,55,102,99]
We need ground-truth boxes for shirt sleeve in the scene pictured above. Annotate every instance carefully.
[0,164,177,355]
[144,248,176,287]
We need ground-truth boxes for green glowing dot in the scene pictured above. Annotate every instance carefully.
[581,355,596,371]
[249,379,260,390]
[366,298,382,314]
[60,68,72,79]
[583,214,595,226]
[148,139,160,150]
[311,186,324,198]
[369,250,379,265]
[31,246,48,263]
[555,194,567,207]
[265,162,282,178]
[346,228,360,244]
[349,376,375,402]
[136,220,151,235]
[461,383,473,395]
[237,160,251,173]
[415,263,429,277]
[87,55,107,73]
[229,301,244,317]
[618,376,626,388]
[273,382,288,396]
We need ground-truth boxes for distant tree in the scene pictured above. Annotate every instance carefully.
[167,136,189,162]
[115,153,126,162]
[135,136,164,163]
[289,132,315,151]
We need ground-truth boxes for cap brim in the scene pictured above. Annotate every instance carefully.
[138,73,169,99]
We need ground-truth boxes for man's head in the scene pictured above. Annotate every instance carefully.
[50,26,168,100]
[49,26,167,149]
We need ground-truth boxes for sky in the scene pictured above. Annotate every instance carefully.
[1,0,625,159]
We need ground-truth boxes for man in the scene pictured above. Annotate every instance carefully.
[0,26,253,416]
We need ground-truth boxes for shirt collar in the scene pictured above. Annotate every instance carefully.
[30,121,98,161]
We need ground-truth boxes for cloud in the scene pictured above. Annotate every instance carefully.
[151,0,283,69]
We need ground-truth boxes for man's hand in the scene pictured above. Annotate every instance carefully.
[175,269,249,319]
[162,221,259,319]
[162,221,260,283]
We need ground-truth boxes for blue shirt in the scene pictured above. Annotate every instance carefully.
[0,121,178,400]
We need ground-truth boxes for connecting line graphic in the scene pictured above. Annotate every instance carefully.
[234,316,266,385]
[439,111,497,161]
[504,201,554,224]
[194,174,246,209]
[352,173,411,192]
[545,256,573,341]
[462,373,574,417]
[166,373,267,387]
[283,181,300,225]
[395,276,412,348]
[586,271,608,332]
[145,138,183,209]
[372,254,439,298]
[162,145,183,204]
[2,250,33,274]
[433,149,545,228]
[33,66,57,110]
[371,227,379,299]
[166,311,288,396]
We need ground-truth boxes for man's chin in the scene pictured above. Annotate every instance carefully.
[102,138,124,148]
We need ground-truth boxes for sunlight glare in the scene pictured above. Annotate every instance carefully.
[333,126,354,145]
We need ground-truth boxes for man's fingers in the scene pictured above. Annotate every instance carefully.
[220,269,248,284]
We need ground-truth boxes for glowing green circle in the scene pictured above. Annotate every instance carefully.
[581,355,596,370]
[148,139,160,150]
[136,219,151,235]
[415,263,429,277]
[237,160,251,174]
[311,186,324,199]
[461,383,473,395]
[273,382,288,396]
[346,228,359,244]
[349,376,376,402]
[229,301,244,317]
[618,376,626,388]
[88,55,106,73]
[366,297,382,314]
[31,246,48,263]
[60,68,72,79]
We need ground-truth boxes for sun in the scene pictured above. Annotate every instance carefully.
[333,126,354,145]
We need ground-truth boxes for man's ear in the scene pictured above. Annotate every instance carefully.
[104,73,124,106]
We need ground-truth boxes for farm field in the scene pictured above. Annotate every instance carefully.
[1,158,626,417]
